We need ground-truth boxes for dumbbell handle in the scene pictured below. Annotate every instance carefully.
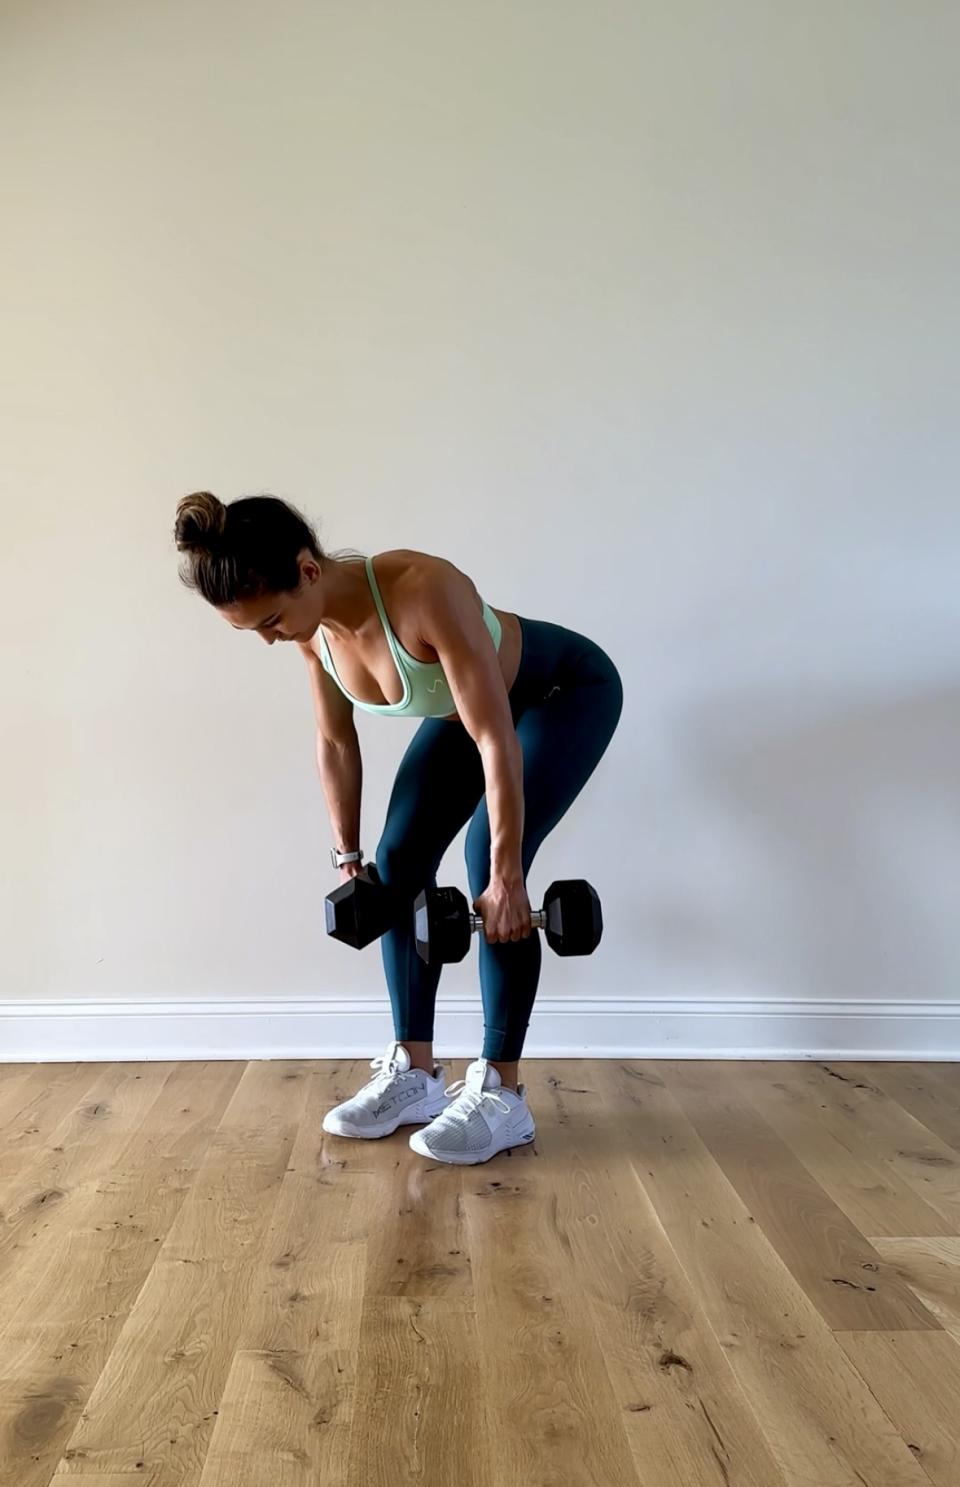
[416,880,602,965]
[468,909,547,935]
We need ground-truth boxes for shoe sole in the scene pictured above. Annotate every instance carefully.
[408,1124,536,1164]
[322,1096,449,1140]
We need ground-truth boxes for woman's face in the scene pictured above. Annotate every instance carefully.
[220,552,321,645]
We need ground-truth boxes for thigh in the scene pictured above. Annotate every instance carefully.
[377,719,486,887]
[465,662,623,889]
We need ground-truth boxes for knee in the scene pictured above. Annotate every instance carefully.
[375,837,431,900]
[375,838,416,892]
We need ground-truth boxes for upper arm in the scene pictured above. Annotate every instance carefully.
[299,644,356,745]
[413,561,514,747]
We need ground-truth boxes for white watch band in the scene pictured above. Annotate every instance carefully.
[331,847,363,869]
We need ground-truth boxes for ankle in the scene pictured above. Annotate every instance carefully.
[488,1059,520,1093]
[399,1040,435,1076]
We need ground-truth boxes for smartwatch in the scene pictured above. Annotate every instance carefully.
[331,847,364,869]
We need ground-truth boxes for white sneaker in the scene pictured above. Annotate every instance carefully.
[322,1040,449,1139]
[408,1058,536,1165]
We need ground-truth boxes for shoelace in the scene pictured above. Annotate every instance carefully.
[364,1055,415,1094]
[441,1079,510,1123]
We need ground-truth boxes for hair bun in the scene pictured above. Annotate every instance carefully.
[175,491,227,556]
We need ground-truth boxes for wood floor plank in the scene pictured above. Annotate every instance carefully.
[197,1062,371,1487]
[348,1060,488,1485]
[197,1241,365,1487]
[51,1061,309,1482]
[360,1076,472,1299]
[835,1331,960,1486]
[0,1062,243,1340]
[0,1065,111,1146]
[865,1063,960,1157]
[597,1060,931,1487]
[347,1297,489,1487]
[0,1064,33,1079]
[525,1062,790,1487]
[0,1065,40,1130]
[0,1374,88,1487]
[49,1478,163,1486]
[927,1065,960,1093]
[463,1073,643,1486]
[735,1062,955,1239]
[870,1239,960,1344]
[247,1057,471,1288]
[363,1166,472,1299]
[0,1062,244,1487]
[0,1064,179,1319]
[0,1064,113,1185]
[781,1063,960,1230]
[662,1060,940,1329]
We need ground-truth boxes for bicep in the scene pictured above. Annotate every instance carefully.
[300,647,356,745]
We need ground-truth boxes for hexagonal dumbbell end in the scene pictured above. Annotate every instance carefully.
[414,885,473,964]
[541,880,603,956]
[324,865,392,950]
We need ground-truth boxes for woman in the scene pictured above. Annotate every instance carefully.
[174,491,623,1164]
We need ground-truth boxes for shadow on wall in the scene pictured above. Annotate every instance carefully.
[658,682,960,1002]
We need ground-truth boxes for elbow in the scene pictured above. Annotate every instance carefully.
[317,725,359,754]
[476,727,520,759]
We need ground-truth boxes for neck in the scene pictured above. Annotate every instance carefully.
[315,557,370,636]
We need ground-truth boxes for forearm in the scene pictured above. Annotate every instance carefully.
[478,733,525,881]
[316,735,363,852]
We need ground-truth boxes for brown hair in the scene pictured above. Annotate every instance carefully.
[174,491,326,605]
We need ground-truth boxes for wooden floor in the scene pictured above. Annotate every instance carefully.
[1,1060,960,1485]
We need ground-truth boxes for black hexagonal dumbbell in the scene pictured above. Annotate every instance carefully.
[413,879,603,965]
[324,865,394,950]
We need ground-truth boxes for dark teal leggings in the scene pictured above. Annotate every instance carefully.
[374,617,623,1061]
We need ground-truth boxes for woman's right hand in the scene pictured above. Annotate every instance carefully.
[339,859,368,884]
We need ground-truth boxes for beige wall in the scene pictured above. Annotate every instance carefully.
[1,3,957,1034]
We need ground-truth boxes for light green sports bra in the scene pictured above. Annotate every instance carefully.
[316,556,503,719]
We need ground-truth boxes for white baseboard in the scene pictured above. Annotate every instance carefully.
[1,997,958,1062]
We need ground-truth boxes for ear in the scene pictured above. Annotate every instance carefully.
[299,554,321,584]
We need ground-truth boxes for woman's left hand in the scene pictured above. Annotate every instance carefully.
[473,877,533,944]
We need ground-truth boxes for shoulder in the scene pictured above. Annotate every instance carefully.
[374,549,476,606]
[297,635,326,666]
[372,548,457,582]
[375,551,485,644]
